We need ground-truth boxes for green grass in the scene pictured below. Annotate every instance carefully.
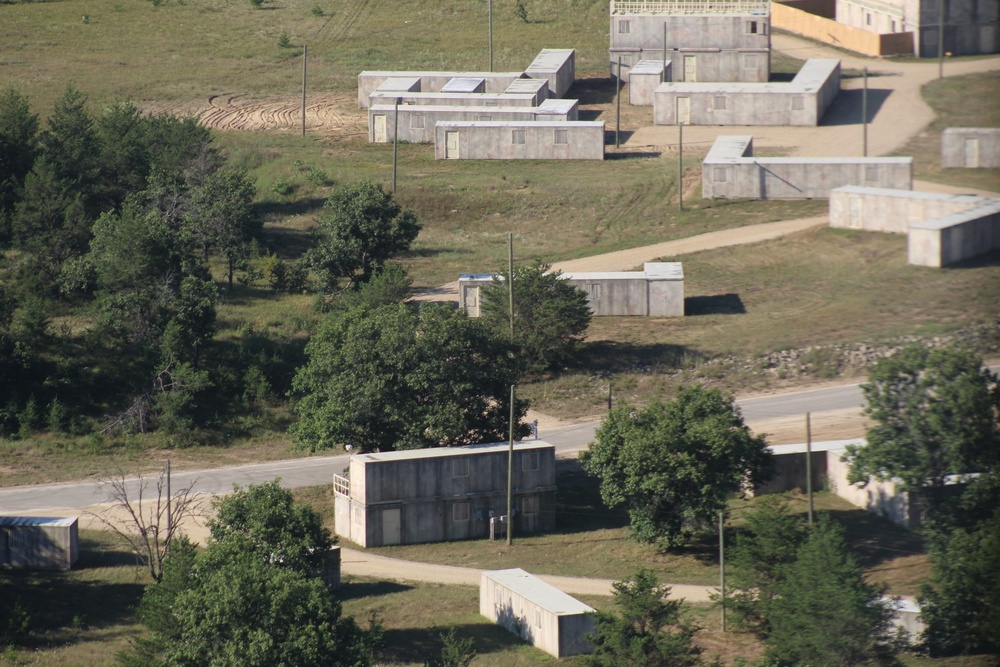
[894,70,1000,192]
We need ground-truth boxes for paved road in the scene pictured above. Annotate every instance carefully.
[0,379,867,513]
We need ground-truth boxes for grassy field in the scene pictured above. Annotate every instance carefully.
[894,70,1000,192]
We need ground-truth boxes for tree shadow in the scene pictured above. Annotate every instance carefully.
[255,196,326,219]
[336,579,413,601]
[551,467,629,534]
[685,293,746,316]
[378,623,529,663]
[575,341,706,373]
[262,225,314,259]
[823,509,925,571]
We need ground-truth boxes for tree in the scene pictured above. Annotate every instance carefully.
[0,88,39,241]
[207,480,333,573]
[306,181,420,292]
[581,386,772,548]
[766,519,903,667]
[847,346,1000,525]
[292,302,528,452]
[424,628,477,667]
[587,569,702,667]
[725,495,806,636]
[480,262,591,373]
[919,503,1000,656]
[91,466,203,582]
[187,170,259,290]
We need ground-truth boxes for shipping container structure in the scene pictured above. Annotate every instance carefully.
[0,516,79,570]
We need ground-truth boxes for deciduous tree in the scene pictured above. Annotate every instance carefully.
[292,303,527,452]
[480,262,591,373]
[307,182,420,292]
[581,386,772,548]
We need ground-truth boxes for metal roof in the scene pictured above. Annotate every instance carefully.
[484,568,595,615]
[0,516,78,527]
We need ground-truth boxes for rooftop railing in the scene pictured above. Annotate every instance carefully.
[611,0,770,15]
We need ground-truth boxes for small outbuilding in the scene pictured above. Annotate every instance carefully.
[481,568,595,658]
[941,128,1000,168]
[0,516,79,570]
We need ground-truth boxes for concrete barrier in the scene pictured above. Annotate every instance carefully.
[829,186,1000,267]
[434,121,605,161]
[369,99,578,144]
[941,128,1000,168]
[703,136,912,199]
[654,59,840,126]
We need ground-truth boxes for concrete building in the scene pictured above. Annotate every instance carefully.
[457,263,684,317]
[773,0,998,56]
[829,186,1000,266]
[1,516,79,570]
[359,72,527,109]
[941,127,1000,168]
[481,568,595,658]
[702,135,912,199]
[434,121,605,160]
[525,49,576,98]
[628,60,670,105]
[653,59,841,125]
[333,442,556,548]
[369,99,578,144]
[610,0,772,82]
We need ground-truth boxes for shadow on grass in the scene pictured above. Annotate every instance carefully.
[576,340,706,373]
[263,225,314,260]
[569,77,618,105]
[685,293,746,316]
[379,623,529,663]
[337,579,414,601]
[255,196,326,219]
[822,509,925,570]
[552,466,629,534]
[606,148,664,160]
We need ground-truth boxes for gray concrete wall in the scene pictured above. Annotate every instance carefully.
[612,47,770,82]
[629,60,669,105]
[909,201,1000,267]
[912,0,1000,56]
[0,518,79,570]
[828,186,1000,267]
[610,13,772,51]
[369,91,542,109]
[703,135,912,199]
[836,0,905,34]
[370,100,578,144]
[335,444,557,547]
[358,71,526,108]
[941,128,1000,168]
[525,49,576,98]
[653,58,840,126]
[480,570,595,658]
[829,186,986,234]
[434,121,605,160]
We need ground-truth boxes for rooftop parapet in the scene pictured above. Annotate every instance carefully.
[611,0,769,15]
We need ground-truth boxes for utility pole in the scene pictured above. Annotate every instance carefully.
[719,510,726,632]
[506,384,515,546]
[616,56,622,149]
[607,383,612,411]
[301,45,307,137]
[489,0,494,72]
[806,412,814,527]
[862,67,868,157]
[663,23,668,82]
[392,97,400,193]
[938,0,946,79]
[507,232,514,339]
[166,459,172,543]
[677,121,684,212]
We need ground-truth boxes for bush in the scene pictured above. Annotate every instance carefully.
[277,32,291,49]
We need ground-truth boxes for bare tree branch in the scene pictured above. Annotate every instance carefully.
[88,465,204,582]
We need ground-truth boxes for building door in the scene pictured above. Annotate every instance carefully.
[373,114,387,143]
[382,508,401,545]
[964,138,980,168]
[683,55,697,82]
[445,130,460,159]
[677,97,691,124]
[849,195,863,229]
[463,285,480,317]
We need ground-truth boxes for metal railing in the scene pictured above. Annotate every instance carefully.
[611,0,770,15]
[333,474,350,497]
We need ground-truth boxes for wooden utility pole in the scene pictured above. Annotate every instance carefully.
[301,45,307,137]
[392,97,400,192]
[616,56,622,148]
[663,23,668,82]
[719,510,726,632]
[489,0,494,72]
[678,122,684,211]
[166,458,172,542]
[862,67,868,157]
[806,412,814,527]
[507,232,514,339]
[506,384,515,546]
[938,0,946,79]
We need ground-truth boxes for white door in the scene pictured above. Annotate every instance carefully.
[463,285,480,316]
[382,508,401,545]
[683,55,697,82]
[373,114,387,143]
[445,130,460,159]
[677,97,691,124]
[849,195,862,229]
[964,138,980,168]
